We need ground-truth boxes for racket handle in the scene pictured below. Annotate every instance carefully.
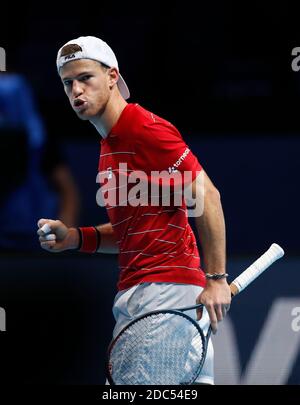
[230,243,284,296]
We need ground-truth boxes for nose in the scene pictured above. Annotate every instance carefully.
[72,80,83,98]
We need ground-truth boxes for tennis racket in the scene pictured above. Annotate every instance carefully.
[106,243,284,385]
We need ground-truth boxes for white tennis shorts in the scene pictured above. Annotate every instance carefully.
[111,282,214,385]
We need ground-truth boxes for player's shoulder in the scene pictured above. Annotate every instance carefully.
[130,103,182,141]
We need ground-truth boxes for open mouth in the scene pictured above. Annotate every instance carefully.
[73,99,86,109]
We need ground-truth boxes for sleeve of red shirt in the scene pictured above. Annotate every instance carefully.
[135,116,202,184]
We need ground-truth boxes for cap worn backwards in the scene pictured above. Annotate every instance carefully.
[56,36,130,100]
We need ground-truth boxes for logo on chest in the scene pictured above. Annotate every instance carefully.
[107,167,113,179]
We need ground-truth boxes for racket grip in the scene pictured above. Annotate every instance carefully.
[230,243,284,295]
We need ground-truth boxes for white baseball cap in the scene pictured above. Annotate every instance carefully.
[56,36,130,100]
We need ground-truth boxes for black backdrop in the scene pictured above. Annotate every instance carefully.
[2,1,300,135]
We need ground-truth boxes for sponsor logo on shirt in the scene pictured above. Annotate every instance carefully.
[107,167,113,179]
[168,148,190,174]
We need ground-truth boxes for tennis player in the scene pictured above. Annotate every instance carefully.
[37,36,231,385]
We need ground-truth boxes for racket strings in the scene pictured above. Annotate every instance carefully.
[109,312,205,385]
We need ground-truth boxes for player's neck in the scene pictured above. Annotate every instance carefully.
[90,94,127,139]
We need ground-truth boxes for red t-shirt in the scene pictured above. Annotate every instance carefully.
[98,103,206,291]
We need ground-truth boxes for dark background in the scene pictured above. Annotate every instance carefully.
[0,0,299,386]
[3,1,300,135]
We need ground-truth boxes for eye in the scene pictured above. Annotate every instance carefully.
[64,80,72,87]
[80,75,92,81]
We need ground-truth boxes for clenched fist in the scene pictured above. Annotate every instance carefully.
[37,218,79,252]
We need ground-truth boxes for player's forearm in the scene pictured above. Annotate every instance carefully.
[195,186,226,274]
[96,223,119,254]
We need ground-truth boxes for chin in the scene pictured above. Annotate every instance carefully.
[76,113,90,121]
[76,109,94,120]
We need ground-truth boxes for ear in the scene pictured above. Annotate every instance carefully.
[108,67,119,88]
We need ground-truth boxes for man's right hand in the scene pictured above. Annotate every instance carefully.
[37,218,79,252]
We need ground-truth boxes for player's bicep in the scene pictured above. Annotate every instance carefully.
[191,170,218,198]
[186,170,220,218]
[186,169,220,217]
[184,171,205,217]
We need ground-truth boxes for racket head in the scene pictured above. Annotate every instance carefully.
[106,307,208,385]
